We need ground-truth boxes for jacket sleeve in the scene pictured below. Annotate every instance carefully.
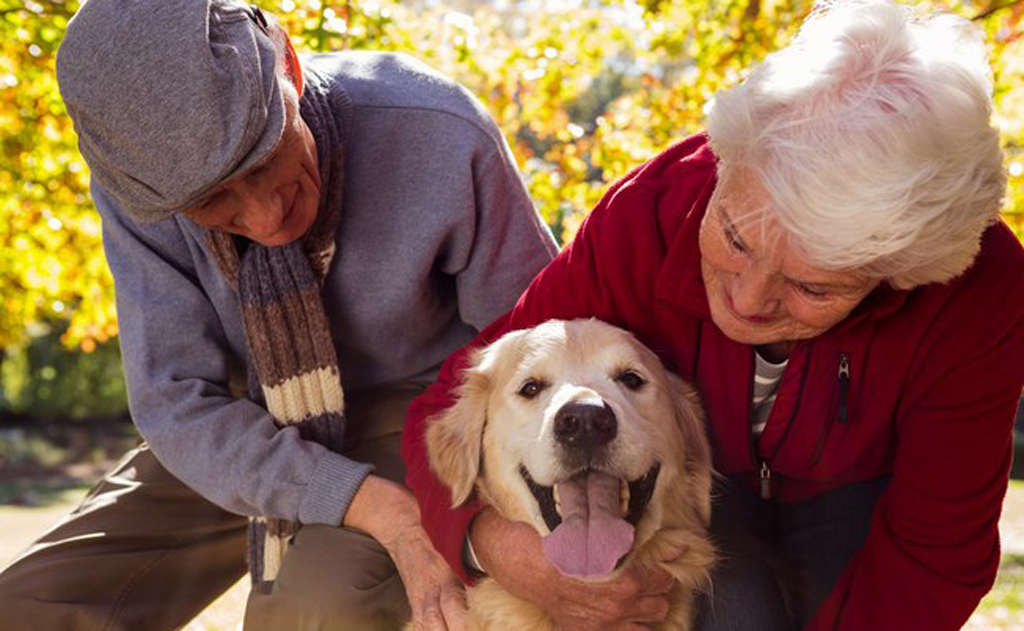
[96,182,374,527]
[401,176,647,582]
[806,273,1024,629]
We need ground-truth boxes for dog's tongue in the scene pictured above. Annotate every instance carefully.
[541,471,634,578]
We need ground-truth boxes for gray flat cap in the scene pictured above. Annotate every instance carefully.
[57,0,285,224]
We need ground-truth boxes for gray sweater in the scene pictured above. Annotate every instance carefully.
[96,51,558,527]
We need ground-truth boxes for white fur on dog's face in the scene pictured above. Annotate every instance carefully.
[427,318,711,542]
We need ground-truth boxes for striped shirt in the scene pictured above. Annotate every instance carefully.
[752,349,788,438]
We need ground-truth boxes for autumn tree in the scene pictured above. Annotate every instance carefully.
[1,0,1021,352]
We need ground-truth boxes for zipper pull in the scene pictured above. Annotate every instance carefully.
[759,461,772,499]
[837,352,851,424]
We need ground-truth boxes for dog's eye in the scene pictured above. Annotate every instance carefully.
[616,370,646,391]
[517,379,548,399]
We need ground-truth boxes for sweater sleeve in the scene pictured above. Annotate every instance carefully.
[806,269,1024,629]
[442,117,559,330]
[96,182,373,527]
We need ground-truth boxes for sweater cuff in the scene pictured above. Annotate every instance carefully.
[297,452,374,526]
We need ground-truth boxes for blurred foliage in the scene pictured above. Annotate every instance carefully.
[0,428,68,470]
[0,0,113,351]
[0,321,128,420]
[0,0,1022,355]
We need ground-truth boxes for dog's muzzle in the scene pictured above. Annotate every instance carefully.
[554,401,616,448]
[519,463,662,532]
[553,401,617,467]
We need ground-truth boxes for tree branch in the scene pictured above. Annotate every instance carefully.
[973,0,1023,21]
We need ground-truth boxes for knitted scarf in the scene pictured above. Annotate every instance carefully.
[207,67,351,584]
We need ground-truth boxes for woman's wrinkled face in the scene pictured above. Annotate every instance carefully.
[698,168,878,347]
[184,89,320,247]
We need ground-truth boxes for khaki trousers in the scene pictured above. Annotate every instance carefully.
[0,383,421,631]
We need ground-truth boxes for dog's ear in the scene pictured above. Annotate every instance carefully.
[668,373,714,525]
[426,360,491,507]
[425,328,530,506]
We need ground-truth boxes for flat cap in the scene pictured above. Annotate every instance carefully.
[57,0,285,223]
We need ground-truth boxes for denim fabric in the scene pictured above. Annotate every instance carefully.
[696,476,890,631]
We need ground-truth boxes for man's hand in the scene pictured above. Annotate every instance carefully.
[345,475,468,631]
[471,507,678,631]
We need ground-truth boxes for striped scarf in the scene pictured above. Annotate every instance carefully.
[207,67,350,583]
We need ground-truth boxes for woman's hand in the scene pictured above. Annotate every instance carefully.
[345,475,468,631]
[471,507,678,631]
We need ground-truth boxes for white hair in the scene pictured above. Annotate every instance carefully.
[705,0,1007,288]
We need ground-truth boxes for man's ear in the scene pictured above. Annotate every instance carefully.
[281,34,303,96]
[266,14,304,96]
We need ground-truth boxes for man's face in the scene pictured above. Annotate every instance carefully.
[184,91,320,247]
[698,168,878,347]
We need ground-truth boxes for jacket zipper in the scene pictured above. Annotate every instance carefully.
[746,349,767,497]
[759,461,772,499]
[753,344,813,500]
[837,352,851,424]
[808,351,852,468]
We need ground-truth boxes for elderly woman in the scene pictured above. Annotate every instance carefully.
[403,0,1024,629]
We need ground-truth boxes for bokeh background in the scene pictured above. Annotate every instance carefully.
[1,0,1022,628]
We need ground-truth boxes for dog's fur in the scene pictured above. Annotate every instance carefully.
[426,318,715,631]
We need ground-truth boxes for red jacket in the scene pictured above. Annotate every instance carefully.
[403,134,1024,630]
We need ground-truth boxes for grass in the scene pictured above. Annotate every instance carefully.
[0,476,92,506]
[984,554,1024,612]
[0,425,138,506]
[965,479,1024,630]
[967,553,1024,631]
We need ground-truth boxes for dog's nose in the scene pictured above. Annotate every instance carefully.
[553,402,617,450]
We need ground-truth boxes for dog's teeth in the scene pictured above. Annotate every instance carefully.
[553,484,562,515]
[620,479,630,515]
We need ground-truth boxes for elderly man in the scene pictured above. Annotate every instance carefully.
[0,0,557,629]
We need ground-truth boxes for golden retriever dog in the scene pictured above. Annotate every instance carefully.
[426,318,715,631]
